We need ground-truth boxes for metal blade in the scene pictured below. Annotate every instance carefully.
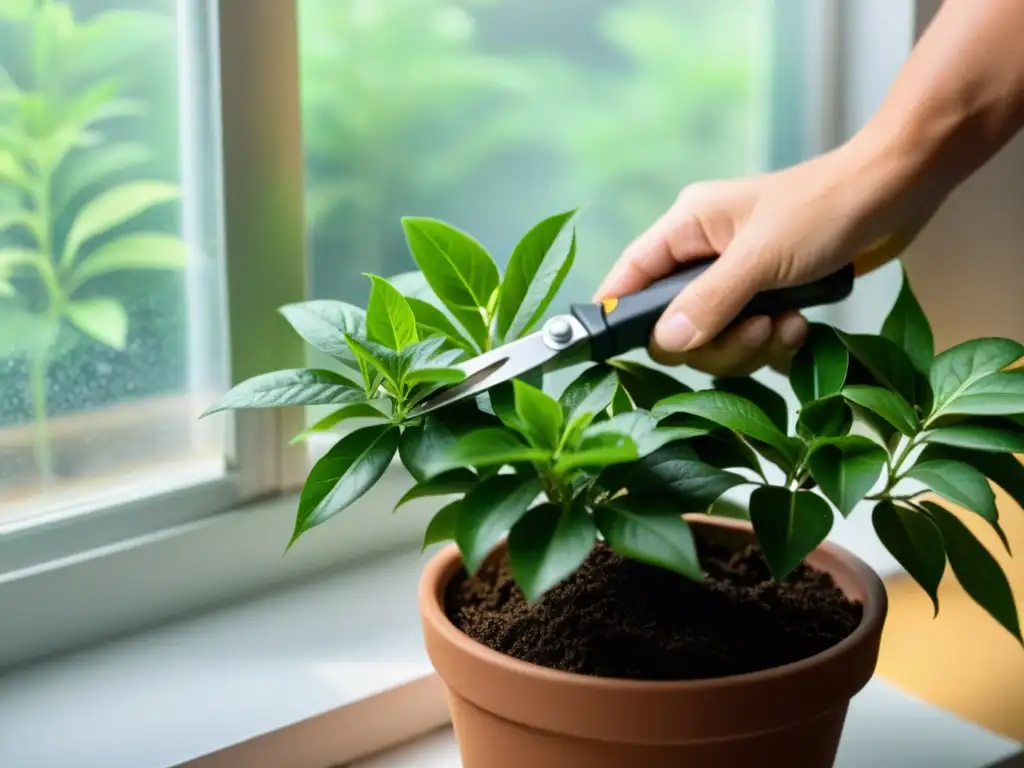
[406,314,591,419]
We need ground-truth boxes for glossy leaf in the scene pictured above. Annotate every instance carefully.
[203,368,362,415]
[405,296,476,354]
[68,234,187,288]
[872,501,945,616]
[508,501,597,601]
[610,384,633,415]
[65,297,127,350]
[396,469,479,510]
[748,486,834,581]
[514,379,564,450]
[807,436,886,516]
[841,385,918,436]
[610,359,689,409]
[486,368,544,429]
[922,420,1024,453]
[52,141,152,215]
[596,496,703,580]
[881,266,934,375]
[920,501,1022,644]
[789,323,848,405]
[401,217,497,349]
[292,424,399,543]
[366,275,418,350]
[836,331,922,407]
[554,433,638,474]
[559,363,618,425]
[582,410,705,457]
[61,180,179,266]
[457,475,543,574]
[422,501,460,551]
[495,209,575,341]
[428,427,550,477]
[929,338,1024,417]
[689,429,763,474]
[797,396,853,439]
[607,443,746,511]
[398,402,500,481]
[279,300,366,363]
[518,228,577,337]
[559,411,595,452]
[934,370,1024,418]
[344,334,401,387]
[906,459,1009,552]
[713,375,788,433]
[289,401,389,444]
[920,445,1024,513]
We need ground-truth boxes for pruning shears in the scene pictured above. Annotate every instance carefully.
[406,257,859,419]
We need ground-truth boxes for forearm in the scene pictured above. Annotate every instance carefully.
[858,0,1024,192]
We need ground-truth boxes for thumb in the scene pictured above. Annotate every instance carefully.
[651,239,771,356]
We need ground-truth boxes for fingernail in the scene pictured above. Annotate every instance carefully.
[654,313,697,352]
[779,315,808,348]
[740,316,772,347]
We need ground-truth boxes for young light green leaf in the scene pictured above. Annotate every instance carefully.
[806,436,886,517]
[457,475,543,574]
[841,385,918,436]
[344,333,401,387]
[797,396,853,439]
[67,234,187,289]
[508,501,597,601]
[289,401,388,444]
[292,424,400,544]
[203,368,363,416]
[713,375,788,433]
[495,209,576,341]
[653,391,800,466]
[836,331,922,407]
[929,338,1024,417]
[403,367,465,386]
[405,296,477,354]
[279,300,366,362]
[514,379,564,450]
[559,363,618,425]
[518,228,577,338]
[920,445,1024,512]
[748,486,834,581]
[52,141,152,215]
[605,443,746,511]
[906,459,1009,552]
[554,433,638,474]
[559,411,595,452]
[881,265,934,375]
[610,359,690,409]
[428,427,550,477]
[64,297,128,350]
[486,368,544,429]
[872,501,945,616]
[920,500,1022,644]
[789,323,848,405]
[922,420,1024,453]
[61,180,179,266]
[422,501,460,551]
[395,469,478,511]
[365,274,418,350]
[933,370,1024,418]
[596,496,703,581]
[582,410,706,457]
[400,217,498,349]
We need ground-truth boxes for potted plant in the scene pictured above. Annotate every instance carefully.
[204,209,1024,767]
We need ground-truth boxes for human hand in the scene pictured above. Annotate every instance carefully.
[595,138,939,376]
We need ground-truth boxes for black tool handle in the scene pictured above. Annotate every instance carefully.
[570,258,855,362]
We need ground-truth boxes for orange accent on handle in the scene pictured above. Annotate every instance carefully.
[600,297,619,314]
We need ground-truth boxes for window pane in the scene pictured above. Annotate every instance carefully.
[0,0,225,525]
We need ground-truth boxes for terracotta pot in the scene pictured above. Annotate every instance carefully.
[418,515,888,768]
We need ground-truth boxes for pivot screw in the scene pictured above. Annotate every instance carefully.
[546,318,573,344]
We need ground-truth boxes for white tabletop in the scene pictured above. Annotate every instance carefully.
[355,677,1021,768]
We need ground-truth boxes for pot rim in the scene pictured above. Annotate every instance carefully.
[419,515,887,693]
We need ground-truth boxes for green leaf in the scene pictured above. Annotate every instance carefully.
[797,396,853,439]
[64,297,128,350]
[67,234,187,289]
[906,459,1009,552]
[486,368,544,430]
[396,469,479,510]
[881,265,934,375]
[203,368,363,415]
[713,375,788,433]
[920,445,1024,513]
[554,433,638,474]
[872,501,945,616]
[405,296,477,354]
[582,410,706,457]
[344,334,401,387]
[610,384,633,415]
[403,367,465,386]
[289,401,388,444]
[610,359,689,409]
[841,385,918,436]
[922,420,1024,453]
[422,501,460,551]
[0,281,14,297]
[508,501,597,601]
[514,379,564,450]
[495,209,576,341]
[61,181,179,266]
[933,370,1024,418]
[559,363,618,425]
[606,443,746,511]
[398,403,500,481]
[929,338,1024,417]
[457,475,543,574]
[748,486,835,581]
[518,228,577,338]
[365,274,418,350]
[278,300,366,363]
[789,323,848,405]
[292,425,400,543]
[401,217,498,350]
[559,411,595,452]
[836,331,923,407]
[0,303,58,358]
[689,430,763,474]
[653,391,799,466]
[919,501,1022,644]
[806,437,886,516]
[596,496,703,580]
[429,427,550,477]
[52,141,152,215]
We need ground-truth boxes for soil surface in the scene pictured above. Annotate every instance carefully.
[445,540,862,680]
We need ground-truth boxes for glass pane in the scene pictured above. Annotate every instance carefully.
[0,0,225,524]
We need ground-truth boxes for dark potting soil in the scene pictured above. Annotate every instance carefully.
[444,540,863,681]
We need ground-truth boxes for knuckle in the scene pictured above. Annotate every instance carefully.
[675,181,714,208]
